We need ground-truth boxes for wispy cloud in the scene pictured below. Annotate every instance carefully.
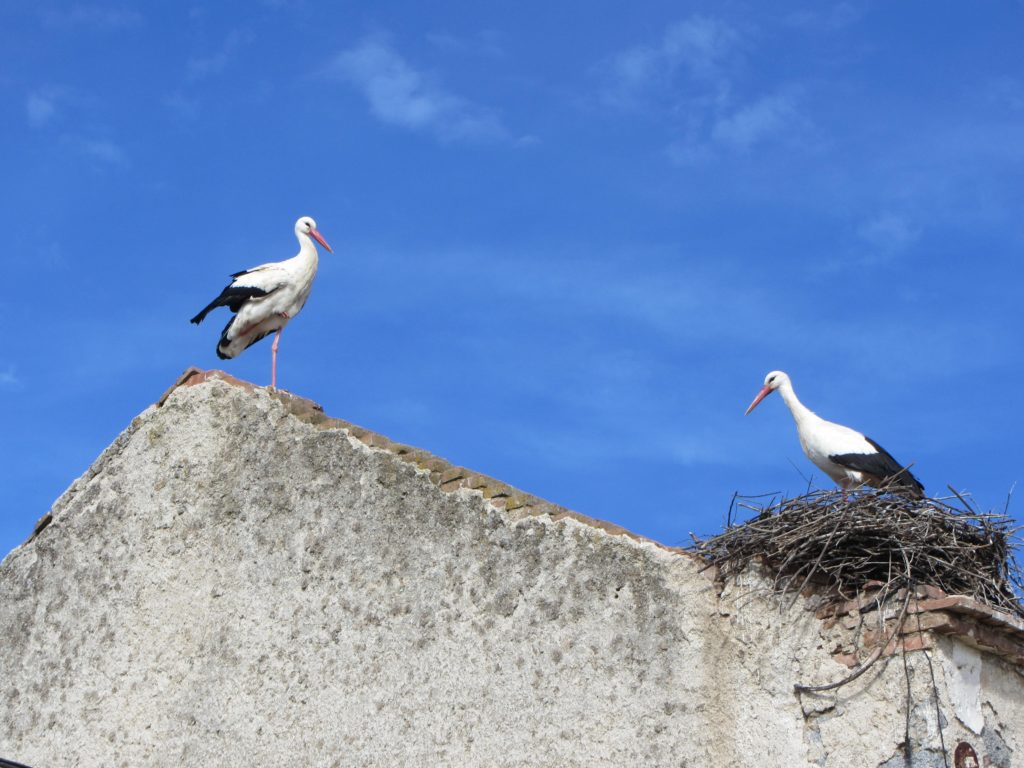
[26,92,58,127]
[983,77,1024,112]
[41,5,142,29]
[784,2,866,31]
[426,30,504,59]
[856,213,921,261]
[35,241,67,271]
[710,92,801,151]
[360,242,1014,395]
[187,29,254,80]
[325,37,506,142]
[667,90,807,164]
[26,89,134,167]
[162,91,200,120]
[601,16,738,108]
[66,136,128,166]
[0,366,21,389]
[600,17,809,163]
[502,421,762,471]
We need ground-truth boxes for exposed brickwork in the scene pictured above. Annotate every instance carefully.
[818,585,1024,669]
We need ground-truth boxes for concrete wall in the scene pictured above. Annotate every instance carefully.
[1,375,1020,767]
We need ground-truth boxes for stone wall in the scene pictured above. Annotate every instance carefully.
[1,371,1020,767]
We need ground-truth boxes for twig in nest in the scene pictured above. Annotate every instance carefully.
[689,488,1024,619]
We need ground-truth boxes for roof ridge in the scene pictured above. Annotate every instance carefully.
[162,367,685,555]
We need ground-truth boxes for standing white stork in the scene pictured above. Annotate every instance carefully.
[744,370,924,499]
[191,215,332,389]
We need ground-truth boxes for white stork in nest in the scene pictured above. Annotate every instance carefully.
[191,216,332,389]
[745,370,924,499]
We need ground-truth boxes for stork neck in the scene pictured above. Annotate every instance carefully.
[777,379,816,426]
[295,233,320,265]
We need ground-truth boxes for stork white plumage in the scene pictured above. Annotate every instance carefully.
[745,370,924,499]
[191,216,332,389]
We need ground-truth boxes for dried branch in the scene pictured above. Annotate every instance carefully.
[794,580,912,694]
[688,488,1024,620]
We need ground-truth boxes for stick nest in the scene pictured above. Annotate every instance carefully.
[688,488,1024,619]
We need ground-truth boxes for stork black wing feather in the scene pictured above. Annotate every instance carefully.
[830,437,925,498]
[190,285,271,325]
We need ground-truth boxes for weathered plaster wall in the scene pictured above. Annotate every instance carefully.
[1,377,1020,767]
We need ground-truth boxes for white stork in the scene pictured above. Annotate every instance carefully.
[191,215,332,389]
[744,370,924,499]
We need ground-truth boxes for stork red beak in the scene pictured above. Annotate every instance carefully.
[310,228,333,253]
[744,385,773,415]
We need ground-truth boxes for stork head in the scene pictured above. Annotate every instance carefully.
[296,216,333,253]
[745,370,790,415]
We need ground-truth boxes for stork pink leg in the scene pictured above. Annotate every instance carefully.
[270,328,283,390]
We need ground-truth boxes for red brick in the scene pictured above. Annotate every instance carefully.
[360,433,391,449]
[438,467,466,485]
[899,633,935,653]
[832,653,859,668]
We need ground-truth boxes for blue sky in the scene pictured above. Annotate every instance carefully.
[2,1,1022,560]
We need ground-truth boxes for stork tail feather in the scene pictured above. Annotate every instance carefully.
[216,315,275,360]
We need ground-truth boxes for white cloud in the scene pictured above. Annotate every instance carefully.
[785,2,866,31]
[502,425,755,471]
[602,16,738,107]
[326,38,506,142]
[187,29,254,80]
[711,93,800,150]
[666,90,806,165]
[0,366,20,388]
[601,18,808,162]
[26,92,57,127]
[661,16,739,79]
[36,241,67,271]
[163,91,200,120]
[42,5,142,28]
[857,213,921,259]
[665,140,713,166]
[70,137,128,166]
[983,77,1024,112]
[426,30,504,59]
